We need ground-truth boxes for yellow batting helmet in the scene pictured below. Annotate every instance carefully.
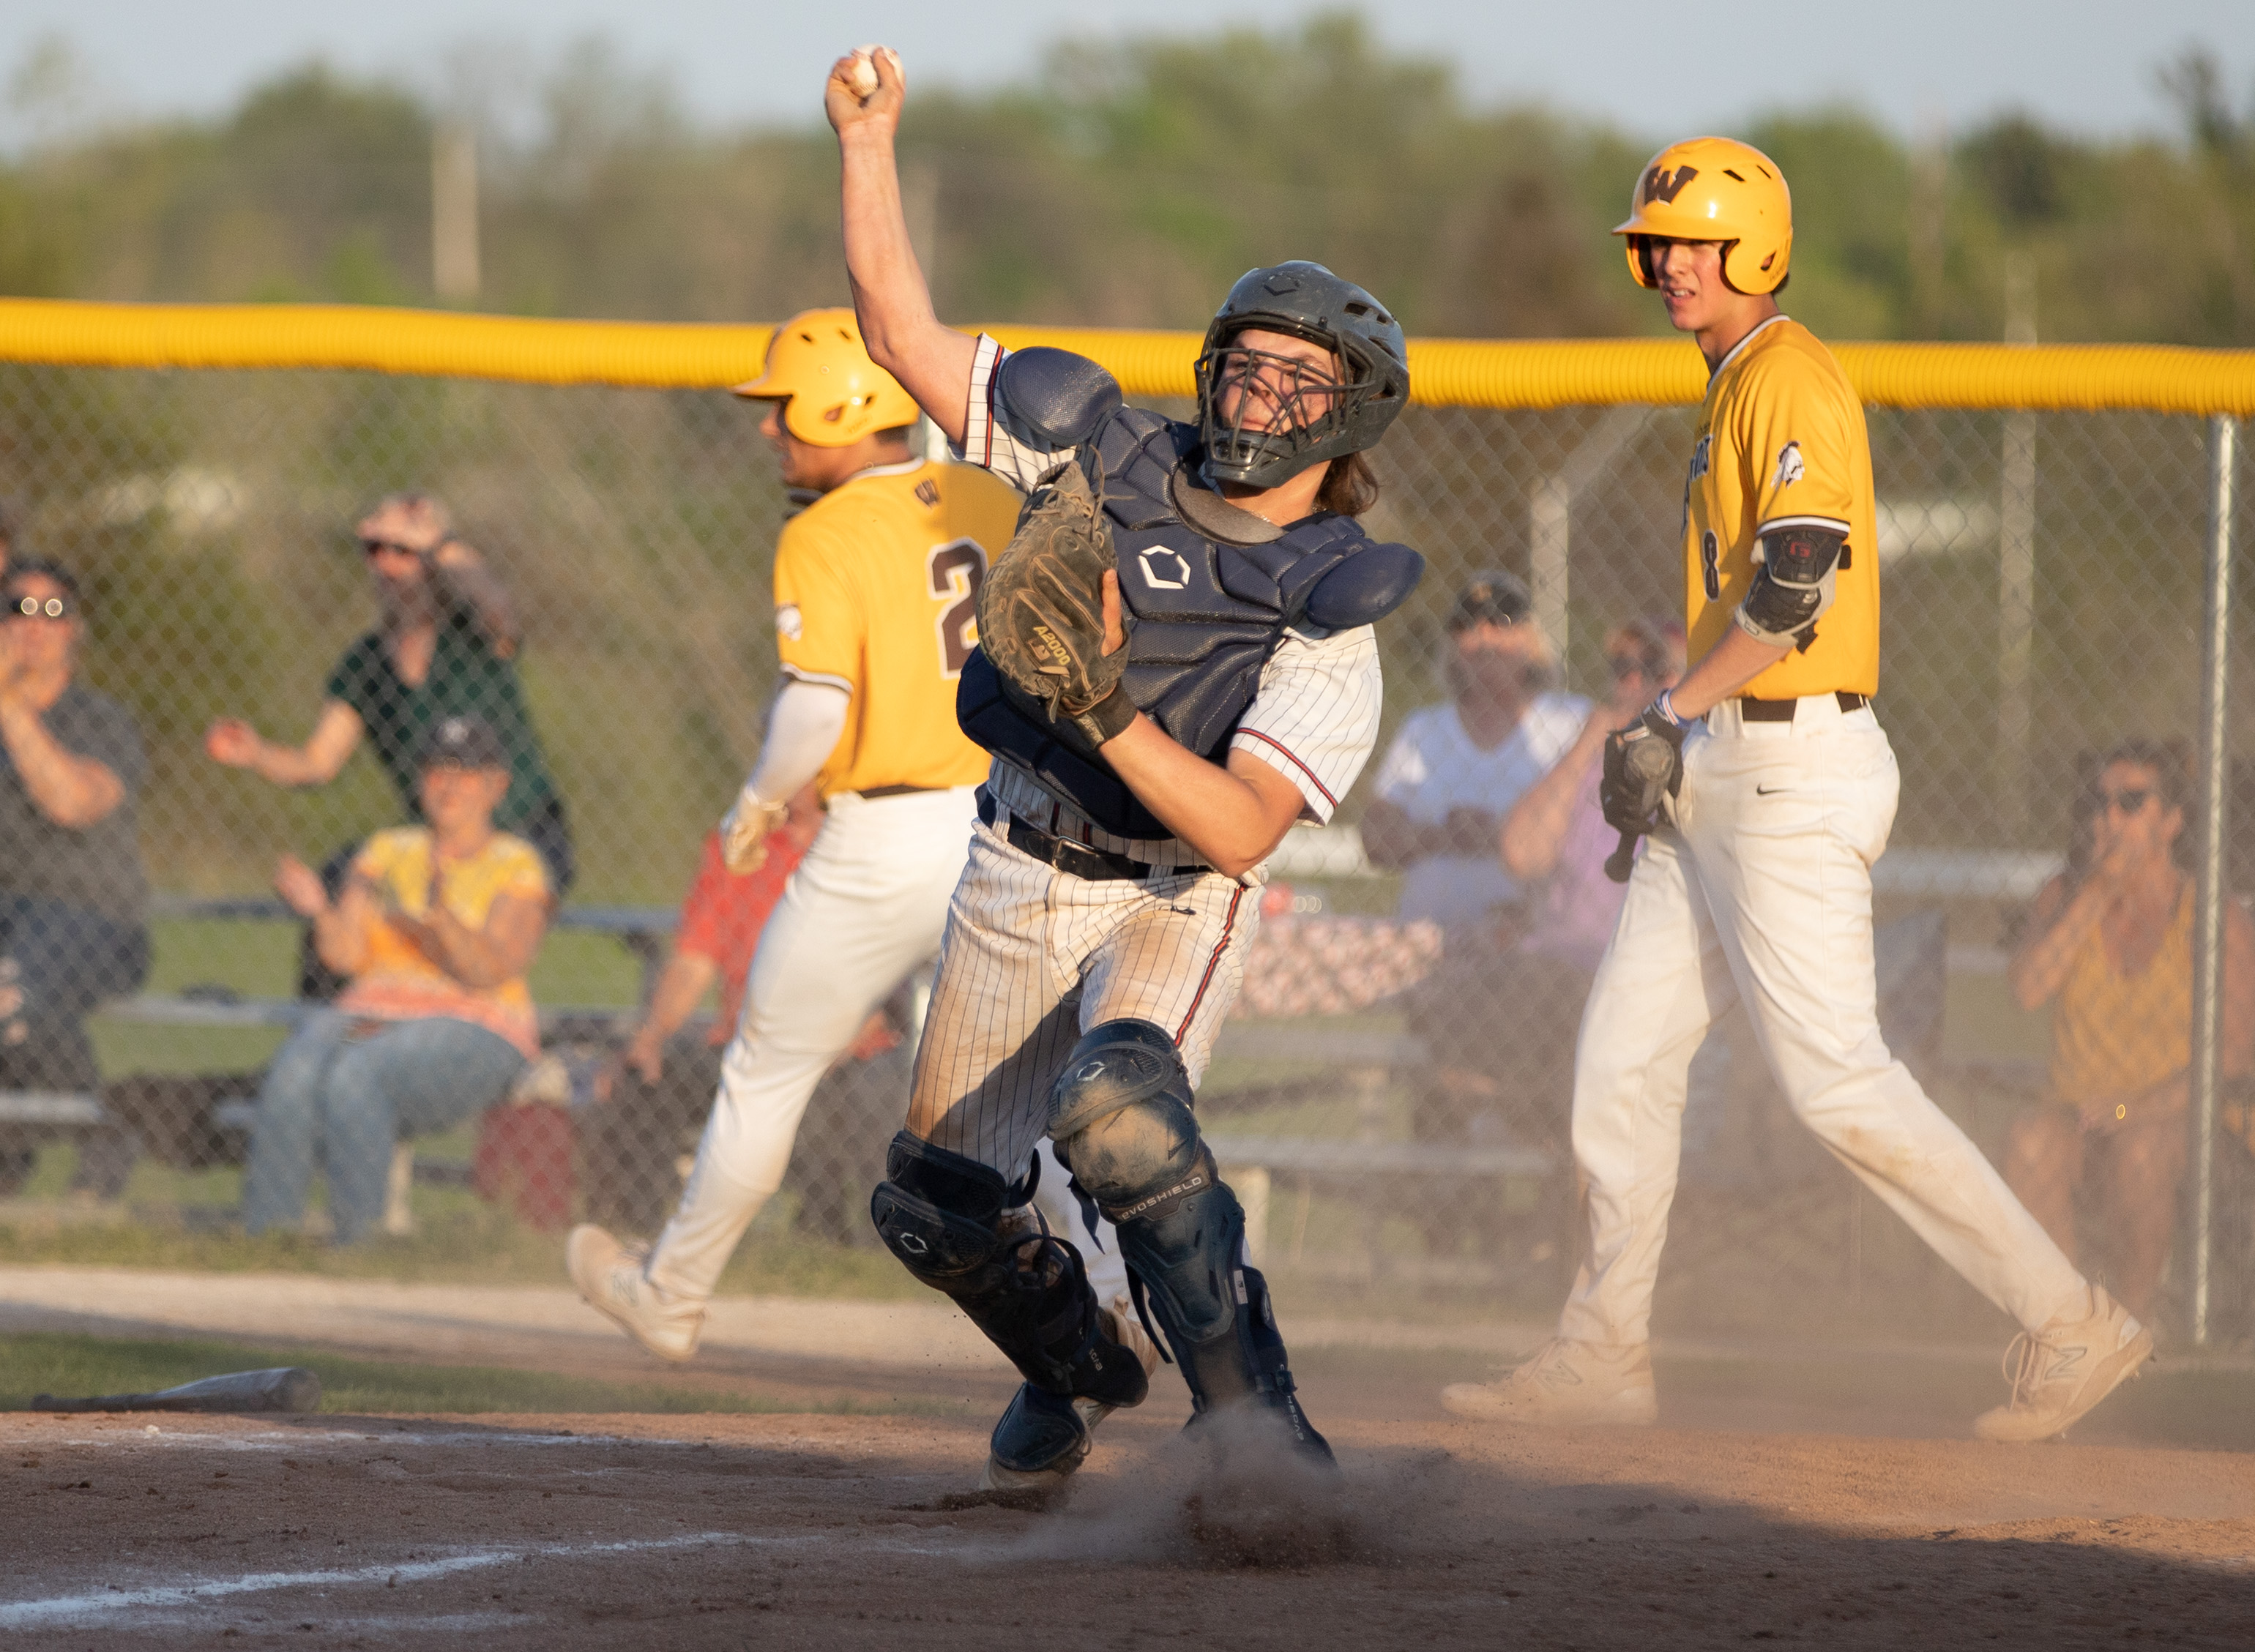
[732,307,920,446]
[1613,138,1792,296]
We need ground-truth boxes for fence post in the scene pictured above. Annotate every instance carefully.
[1997,411,2038,842]
[2191,413,2238,1348]
[1529,474,1570,661]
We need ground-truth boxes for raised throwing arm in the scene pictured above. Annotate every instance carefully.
[826,49,977,445]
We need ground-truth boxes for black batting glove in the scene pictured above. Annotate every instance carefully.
[1600,701,1690,837]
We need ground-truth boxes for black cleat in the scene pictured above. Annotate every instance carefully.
[981,1381,1128,1495]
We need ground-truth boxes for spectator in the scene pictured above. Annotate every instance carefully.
[241,716,551,1244]
[0,561,151,1117]
[2002,740,2255,1321]
[1362,571,1587,926]
[1404,619,1683,1194]
[203,491,573,900]
[1500,617,1688,973]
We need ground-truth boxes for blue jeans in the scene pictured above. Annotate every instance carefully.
[242,1011,527,1244]
[0,895,149,1091]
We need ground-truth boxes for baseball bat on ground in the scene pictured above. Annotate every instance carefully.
[1603,828,1639,883]
[29,1367,322,1415]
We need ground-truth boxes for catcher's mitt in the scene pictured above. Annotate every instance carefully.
[977,458,1137,750]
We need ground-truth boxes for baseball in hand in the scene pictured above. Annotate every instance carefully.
[843,45,901,100]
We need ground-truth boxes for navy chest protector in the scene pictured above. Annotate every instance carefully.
[958,402,1423,840]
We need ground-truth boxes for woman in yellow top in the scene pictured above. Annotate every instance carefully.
[2004,741,2255,1320]
[242,716,551,1244]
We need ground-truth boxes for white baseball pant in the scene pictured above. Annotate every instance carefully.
[1559,693,2091,1348]
[906,811,1260,1177]
[644,785,1130,1305]
[644,786,967,1303]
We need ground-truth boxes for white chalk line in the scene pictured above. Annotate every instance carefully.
[0,1531,775,1629]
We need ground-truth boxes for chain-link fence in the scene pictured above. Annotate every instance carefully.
[1,330,2251,1347]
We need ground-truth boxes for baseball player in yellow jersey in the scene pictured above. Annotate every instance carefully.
[570,312,1154,1372]
[1442,139,2152,1443]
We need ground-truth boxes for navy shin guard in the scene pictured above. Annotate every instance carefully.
[1048,1021,1332,1463]
[871,1131,1146,1409]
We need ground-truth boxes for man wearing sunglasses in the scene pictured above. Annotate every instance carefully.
[1444,138,2150,1444]
[204,494,572,988]
[0,560,151,1191]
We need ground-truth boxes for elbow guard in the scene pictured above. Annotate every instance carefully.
[1735,519,1849,649]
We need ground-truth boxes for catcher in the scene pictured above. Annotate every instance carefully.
[828,46,1424,1491]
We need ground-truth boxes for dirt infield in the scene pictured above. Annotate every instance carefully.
[4,1267,2253,1646]
[4,1405,2251,1649]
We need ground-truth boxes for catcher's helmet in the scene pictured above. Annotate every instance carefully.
[733,307,921,446]
[1613,138,1792,296]
[1196,261,1409,493]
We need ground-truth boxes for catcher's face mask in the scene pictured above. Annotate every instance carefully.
[1199,329,1367,490]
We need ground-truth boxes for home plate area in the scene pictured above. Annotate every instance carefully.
[4,1408,2252,1650]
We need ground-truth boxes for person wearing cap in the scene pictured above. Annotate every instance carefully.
[242,714,552,1244]
[567,308,1144,1383]
[203,491,573,910]
[0,558,152,1189]
[1362,571,1589,927]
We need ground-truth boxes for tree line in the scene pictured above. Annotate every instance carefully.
[1,13,2250,346]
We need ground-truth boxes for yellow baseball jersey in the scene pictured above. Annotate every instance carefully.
[772,457,1024,798]
[1682,316,1880,698]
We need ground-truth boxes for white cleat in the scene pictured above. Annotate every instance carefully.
[1441,1337,1659,1427]
[566,1223,704,1364]
[1101,1293,1163,1382]
[1973,1285,2153,1443]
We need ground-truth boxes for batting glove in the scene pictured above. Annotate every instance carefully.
[720,786,791,874]
[1600,695,1689,837]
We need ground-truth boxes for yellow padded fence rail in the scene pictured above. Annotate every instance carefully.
[4,298,2254,416]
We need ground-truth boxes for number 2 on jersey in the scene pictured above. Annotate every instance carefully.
[928,539,988,678]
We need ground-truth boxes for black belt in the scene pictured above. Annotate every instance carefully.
[976,788,1205,882]
[853,783,945,799]
[1738,691,1869,722]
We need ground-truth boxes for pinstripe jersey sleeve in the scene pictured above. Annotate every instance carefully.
[1230,624,1383,823]
[951,334,1065,494]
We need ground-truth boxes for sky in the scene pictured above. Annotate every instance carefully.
[2,0,2248,146]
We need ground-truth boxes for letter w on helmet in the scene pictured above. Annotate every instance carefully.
[1614,138,1793,296]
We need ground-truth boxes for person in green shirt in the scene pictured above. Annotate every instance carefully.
[205,491,571,892]
[204,493,572,995]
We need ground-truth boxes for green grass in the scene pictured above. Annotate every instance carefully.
[0,1331,912,1416]
[0,1158,921,1301]
[84,916,649,1080]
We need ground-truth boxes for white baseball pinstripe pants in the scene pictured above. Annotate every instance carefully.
[906,812,1261,1177]
[642,785,1134,1308]
[1559,694,2091,1348]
